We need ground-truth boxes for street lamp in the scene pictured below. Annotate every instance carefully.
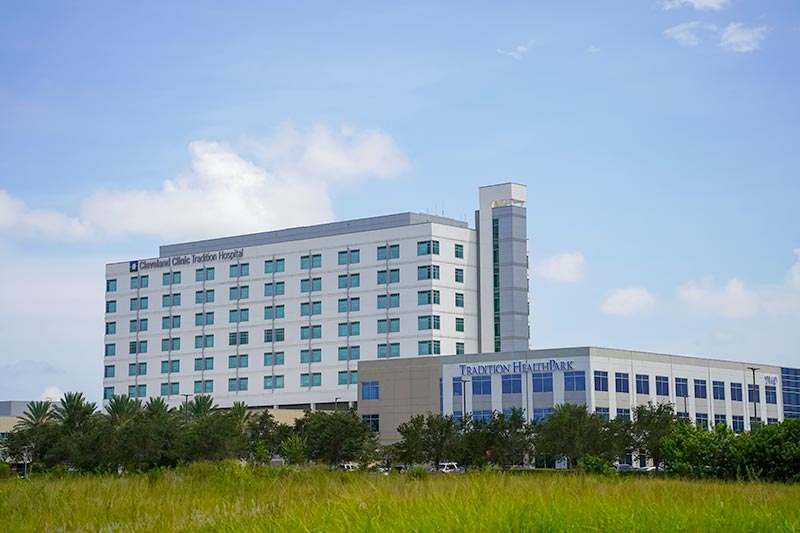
[334,397,341,412]
[747,367,760,429]
[181,393,193,423]
[21,445,31,478]
[459,378,471,425]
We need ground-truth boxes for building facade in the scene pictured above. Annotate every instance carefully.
[103,184,530,409]
[357,347,800,443]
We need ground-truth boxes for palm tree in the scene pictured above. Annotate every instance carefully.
[230,401,251,431]
[184,395,217,420]
[104,395,142,427]
[14,400,54,431]
[53,392,97,433]
[143,397,172,420]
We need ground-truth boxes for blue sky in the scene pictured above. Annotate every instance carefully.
[1,1,798,402]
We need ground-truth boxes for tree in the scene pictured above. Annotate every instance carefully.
[395,414,427,465]
[183,395,217,421]
[248,409,292,462]
[633,402,676,472]
[53,392,97,434]
[533,404,609,468]
[104,395,142,427]
[14,400,54,432]
[230,401,252,432]
[419,413,459,467]
[485,409,535,468]
[295,410,376,465]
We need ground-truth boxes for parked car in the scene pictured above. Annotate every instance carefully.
[338,463,356,471]
[614,463,635,472]
[437,462,461,473]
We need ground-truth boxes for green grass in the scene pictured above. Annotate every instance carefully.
[2,463,799,532]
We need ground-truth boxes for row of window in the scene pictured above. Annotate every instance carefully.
[594,371,778,404]
[450,371,587,396]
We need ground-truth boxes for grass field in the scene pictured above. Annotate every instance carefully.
[2,462,799,532]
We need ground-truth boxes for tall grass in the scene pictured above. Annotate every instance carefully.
[1,463,798,532]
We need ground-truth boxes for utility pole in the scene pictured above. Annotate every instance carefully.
[747,367,760,430]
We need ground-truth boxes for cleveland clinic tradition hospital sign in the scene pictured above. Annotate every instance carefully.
[460,359,575,376]
[129,248,245,272]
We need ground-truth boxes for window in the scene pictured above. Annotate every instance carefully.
[264,305,285,320]
[696,413,709,429]
[675,378,688,398]
[104,365,115,378]
[338,370,358,385]
[502,374,522,394]
[300,254,322,269]
[732,415,745,433]
[377,318,400,333]
[766,385,777,404]
[564,371,586,391]
[417,265,440,280]
[228,331,249,346]
[377,343,400,358]
[105,322,117,335]
[418,340,440,355]
[264,352,285,366]
[455,268,464,283]
[377,294,400,309]
[338,273,360,289]
[195,312,214,326]
[128,385,147,398]
[418,290,440,305]
[195,289,215,304]
[264,328,285,343]
[264,282,285,296]
[636,374,649,395]
[160,337,180,351]
[161,360,180,374]
[301,325,322,339]
[228,354,249,368]
[452,377,463,396]
[194,380,214,394]
[300,277,322,293]
[713,381,725,400]
[195,267,214,282]
[362,414,379,432]
[747,384,760,403]
[595,407,610,421]
[230,263,250,277]
[103,387,115,400]
[300,349,322,363]
[455,292,464,307]
[615,373,629,393]
[656,376,669,396]
[339,346,361,360]
[301,301,322,316]
[264,258,285,273]
[106,279,117,292]
[301,372,322,387]
[338,249,360,265]
[456,342,465,355]
[338,298,360,313]
[338,322,360,336]
[228,377,249,392]
[730,383,743,402]
[229,285,250,300]
[533,408,553,423]
[417,240,440,255]
[616,408,631,421]
[128,362,147,376]
[472,375,491,395]
[362,381,379,400]
[105,300,117,313]
[264,375,285,389]
[130,275,149,289]
[455,243,464,259]
[104,343,116,356]
[130,297,149,311]
[229,308,250,323]
[129,340,148,354]
[194,335,214,348]
[129,318,148,332]
[377,269,400,284]
[160,382,179,396]
[455,317,465,332]
[594,371,609,392]
[194,356,214,371]
[377,244,400,260]
[694,379,707,399]
[533,372,553,393]
[162,293,181,307]
[162,271,181,285]
[714,414,727,427]
[418,315,441,330]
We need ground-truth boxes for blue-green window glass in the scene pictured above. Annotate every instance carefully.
[377,294,400,309]
[105,300,117,313]
[265,305,285,319]
[455,244,464,258]
[228,377,248,392]
[228,354,249,368]
[301,373,322,387]
[377,244,400,260]
[195,312,213,326]
[160,382,179,396]
[105,322,116,335]
[230,308,250,323]
[264,375,285,389]
[301,325,322,339]
[195,290,215,304]
[455,268,464,283]
[418,315,440,330]
[301,301,322,316]
[230,263,250,277]
[161,360,179,373]
[301,278,322,293]
[300,349,322,363]
[301,254,322,269]
[377,318,400,334]
[456,342,465,355]
[106,279,117,292]
[264,328,285,343]
[417,265,440,280]
[456,317,465,332]
[264,258,285,273]
[264,282,285,296]
[378,343,400,358]
[104,343,116,356]
[338,274,360,289]
[264,352,285,366]
[417,290,440,305]
[338,298,359,312]
[104,365,115,378]
[103,387,114,400]
[338,346,360,360]
[194,335,214,348]
[455,293,464,307]
[417,240,440,256]
[338,249,360,265]
[418,340,440,355]
[230,286,250,300]
[195,267,214,281]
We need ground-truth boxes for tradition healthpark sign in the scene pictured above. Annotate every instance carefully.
[459,359,575,376]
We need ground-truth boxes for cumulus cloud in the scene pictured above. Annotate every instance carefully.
[533,251,586,283]
[497,40,536,60]
[719,23,768,52]
[660,0,729,11]
[664,21,718,46]
[0,123,411,243]
[602,287,656,317]
[40,386,64,402]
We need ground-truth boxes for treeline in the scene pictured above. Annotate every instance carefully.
[2,393,377,472]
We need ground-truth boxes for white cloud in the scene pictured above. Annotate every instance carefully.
[787,249,800,289]
[40,387,64,402]
[664,21,717,46]
[497,40,536,60]
[602,287,656,317]
[660,0,730,11]
[587,46,601,54]
[719,23,768,52]
[0,123,411,243]
[533,251,586,283]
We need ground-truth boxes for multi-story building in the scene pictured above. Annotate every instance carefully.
[103,183,530,409]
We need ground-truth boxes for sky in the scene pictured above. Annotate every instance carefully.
[1,0,798,403]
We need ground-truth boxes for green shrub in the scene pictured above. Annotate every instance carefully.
[405,465,430,480]
[576,455,616,477]
[0,463,11,479]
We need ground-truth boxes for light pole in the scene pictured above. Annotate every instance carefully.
[747,367,760,429]
[181,393,192,424]
[459,378,471,425]
[21,445,31,478]
[334,397,341,412]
